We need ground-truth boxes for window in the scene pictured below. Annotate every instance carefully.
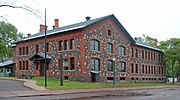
[36,45,39,53]
[70,57,75,70]
[151,66,153,74]
[70,39,75,49]
[23,47,25,55]
[23,61,25,70]
[91,58,100,71]
[19,61,22,70]
[131,48,134,57]
[148,65,151,74]
[26,47,28,55]
[148,52,150,60]
[135,48,138,58]
[46,43,49,52]
[145,51,147,59]
[90,40,100,51]
[119,46,125,55]
[159,67,161,74]
[36,62,39,70]
[26,61,29,70]
[108,29,112,36]
[64,40,68,50]
[158,54,161,62]
[19,48,22,55]
[142,50,144,59]
[107,43,113,53]
[131,63,134,73]
[154,53,156,61]
[154,66,156,74]
[142,65,144,73]
[146,65,148,74]
[59,41,63,51]
[151,52,153,60]
[107,60,113,71]
[63,58,69,70]
[135,64,138,73]
[119,62,126,72]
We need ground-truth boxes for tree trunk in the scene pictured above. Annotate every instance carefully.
[172,59,175,84]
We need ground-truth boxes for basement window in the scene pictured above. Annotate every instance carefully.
[64,76,69,80]
[107,77,114,80]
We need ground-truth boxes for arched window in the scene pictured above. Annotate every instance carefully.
[119,46,125,55]
[119,62,126,72]
[107,43,113,53]
[90,40,100,51]
[91,58,100,71]
[107,60,113,71]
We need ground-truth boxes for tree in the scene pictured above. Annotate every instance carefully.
[135,34,155,46]
[0,0,41,21]
[0,21,23,61]
[159,38,180,84]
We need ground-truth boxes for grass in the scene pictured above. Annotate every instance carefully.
[32,77,180,90]
[0,76,16,79]
[32,77,112,90]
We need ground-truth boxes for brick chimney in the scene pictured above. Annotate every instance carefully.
[153,39,158,48]
[86,16,91,21]
[54,19,59,29]
[27,33,31,37]
[39,24,48,32]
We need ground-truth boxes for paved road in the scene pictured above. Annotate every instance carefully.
[2,87,180,100]
[0,79,32,91]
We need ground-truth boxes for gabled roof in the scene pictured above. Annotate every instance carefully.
[0,59,15,67]
[29,53,51,62]
[15,14,162,52]
[16,14,135,43]
[135,40,162,52]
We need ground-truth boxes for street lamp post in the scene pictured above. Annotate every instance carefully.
[112,57,116,87]
[60,53,64,86]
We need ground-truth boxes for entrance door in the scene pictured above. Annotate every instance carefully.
[91,73,99,82]
[40,63,45,76]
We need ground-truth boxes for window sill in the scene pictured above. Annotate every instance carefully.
[90,50,101,53]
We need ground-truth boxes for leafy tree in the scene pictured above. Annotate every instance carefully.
[0,21,23,61]
[159,38,180,84]
[135,34,155,46]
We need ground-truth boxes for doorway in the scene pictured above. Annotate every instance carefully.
[91,72,99,82]
[40,63,45,76]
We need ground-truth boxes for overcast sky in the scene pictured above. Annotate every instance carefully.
[1,0,180,41]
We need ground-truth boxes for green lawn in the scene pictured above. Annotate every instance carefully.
[32,77,112,90]
[32,77,180,90]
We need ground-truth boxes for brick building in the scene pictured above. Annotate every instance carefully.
[13,14,165,83]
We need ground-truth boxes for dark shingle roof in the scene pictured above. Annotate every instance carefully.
[16,14,114,42]
[15,14,161,52]
[135,40,162,52]
[0,59,15,67]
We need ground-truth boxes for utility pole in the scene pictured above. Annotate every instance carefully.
[44,8,47,87]
[112,57,116,87]
[60,54,64,86]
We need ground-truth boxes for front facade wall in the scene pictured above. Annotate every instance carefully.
[14,18,165,83]
[14,30,85,80]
